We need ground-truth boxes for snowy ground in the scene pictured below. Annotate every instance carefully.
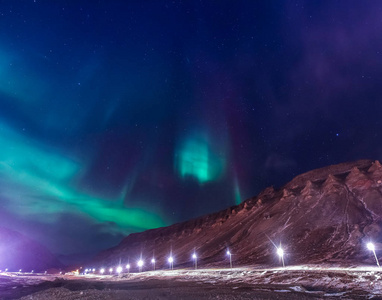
[1,265,382,299]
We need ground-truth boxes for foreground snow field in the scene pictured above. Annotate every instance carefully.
[1,265,382,299]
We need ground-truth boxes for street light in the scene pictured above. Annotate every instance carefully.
[226,250,232,268]
[137,259,144,272]
[109,268,113,274]
[126,264,130,274]
[192,253,198,270]
[168,256,174,270]
[277,247,285,268]
[117,266,122,274]
[100,268,105,274]
[151,258,156,271]
[367,242,380,267]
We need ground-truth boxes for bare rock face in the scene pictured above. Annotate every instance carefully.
[94,159,382,269]
[0,227,62,272]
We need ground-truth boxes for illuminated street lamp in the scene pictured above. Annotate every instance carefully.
[168,256,174,270]
[137,259,144,272]
[117,266,122,274]
[126,264,130,274]
[19,269,22,273]
[192,253,198,270]
[151,258,156,271]
[367,242,380,268]
[109,268,113,274]
[92,268,95,272]
[100,268,105,274]
[226,250,232,269]
[277,247,285,268]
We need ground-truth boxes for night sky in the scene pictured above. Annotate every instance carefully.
[1,0,382,258]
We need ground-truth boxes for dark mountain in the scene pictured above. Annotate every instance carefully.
[0,227,63,272]
[93,159,382,270]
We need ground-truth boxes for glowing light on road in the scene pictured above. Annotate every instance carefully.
[100,268,105,274]
[137,259,144,272]
[117,266,122,273]
[226,250,232,269]
[277,246,285,268]
[168,256,174,270]
[192,252,198,270]
[367,242,380,268]
[367,242,375,251]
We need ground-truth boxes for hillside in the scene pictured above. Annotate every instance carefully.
[93,159,382,270]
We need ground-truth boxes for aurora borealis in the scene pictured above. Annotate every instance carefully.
[1,1,382,259]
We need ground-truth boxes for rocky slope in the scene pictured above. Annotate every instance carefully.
[0,227,62,272]
[93,159,382,270]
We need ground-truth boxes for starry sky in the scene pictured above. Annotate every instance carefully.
[1,0,382,258]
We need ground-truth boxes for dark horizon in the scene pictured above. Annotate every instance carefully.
[0,1,381,258]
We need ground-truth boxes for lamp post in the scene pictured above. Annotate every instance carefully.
[226,250,232,269]
[109,268,113,274]
[126,264,130,274]
[100,268,105,274]
[168,256,174,270]
[192,253,198,270]
[367,242,380,268]
[151,258,156,271]
[137,259,144,272]
[277,247,285,268]
[117,266,122,274]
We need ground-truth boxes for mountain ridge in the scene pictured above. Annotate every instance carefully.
[93,159,382,270]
